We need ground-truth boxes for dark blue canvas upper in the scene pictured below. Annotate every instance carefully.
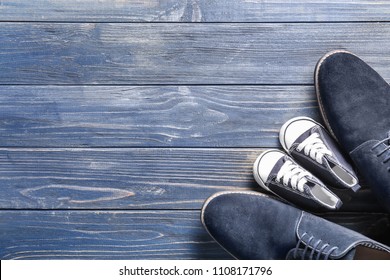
[263,155,341,211]
[289,125,359,191]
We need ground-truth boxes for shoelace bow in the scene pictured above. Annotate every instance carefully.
[276,161,311,192]
[296,133,332,164]
[292,232,338,260]
[372,136,390,172]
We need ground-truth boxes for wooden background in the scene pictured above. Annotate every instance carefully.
[0,0,389,259]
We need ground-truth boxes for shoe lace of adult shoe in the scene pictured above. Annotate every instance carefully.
[296,133,332,164]
[276,161,311,192]
[292,232,339,260]
[372,136,390,172]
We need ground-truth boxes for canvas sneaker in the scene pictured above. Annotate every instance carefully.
[253,149,342,211]
[279,116,360,192]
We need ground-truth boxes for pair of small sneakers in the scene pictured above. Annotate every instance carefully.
[253,116,360,211]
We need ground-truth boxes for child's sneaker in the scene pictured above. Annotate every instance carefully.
[279,116,360,192]
[253,149,342,211]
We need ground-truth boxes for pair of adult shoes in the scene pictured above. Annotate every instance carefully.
[201,50,390,260]
[253,116,359,211]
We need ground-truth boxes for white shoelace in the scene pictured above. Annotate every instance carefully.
[276,161,311,192]
[296,133,332,164]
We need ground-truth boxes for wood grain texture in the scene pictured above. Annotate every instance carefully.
[2,1,389,261]
[0,210,232,260]
[0,148,261,209]
[0,210,388,259]
[1,0,390,22]
[0,85,320,148]
[0,148,383,212]
[1,23,390,84]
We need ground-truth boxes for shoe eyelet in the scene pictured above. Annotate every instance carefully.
[283,183,288,186]
[296,148,301,152]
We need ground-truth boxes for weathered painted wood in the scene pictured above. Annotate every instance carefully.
[0,148,383,212]
[0,210,232,260]
[0,148,261,209]
[0,210,388,259]
[1,0,387,262]
[0,85,320,147]
[1,0,390,22]
[1,23,390,84]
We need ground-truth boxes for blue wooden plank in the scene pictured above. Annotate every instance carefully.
[1,0,390,22]
[0,0,387,262]
[0,85,319,148]
[0,23,390,84]
[0,148,258,209]
[0,210,388,259]
[0,148,383,212]
[0,210,232,260]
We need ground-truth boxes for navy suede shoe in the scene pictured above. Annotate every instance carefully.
[201,191,390,260]
[315,50,390,212]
